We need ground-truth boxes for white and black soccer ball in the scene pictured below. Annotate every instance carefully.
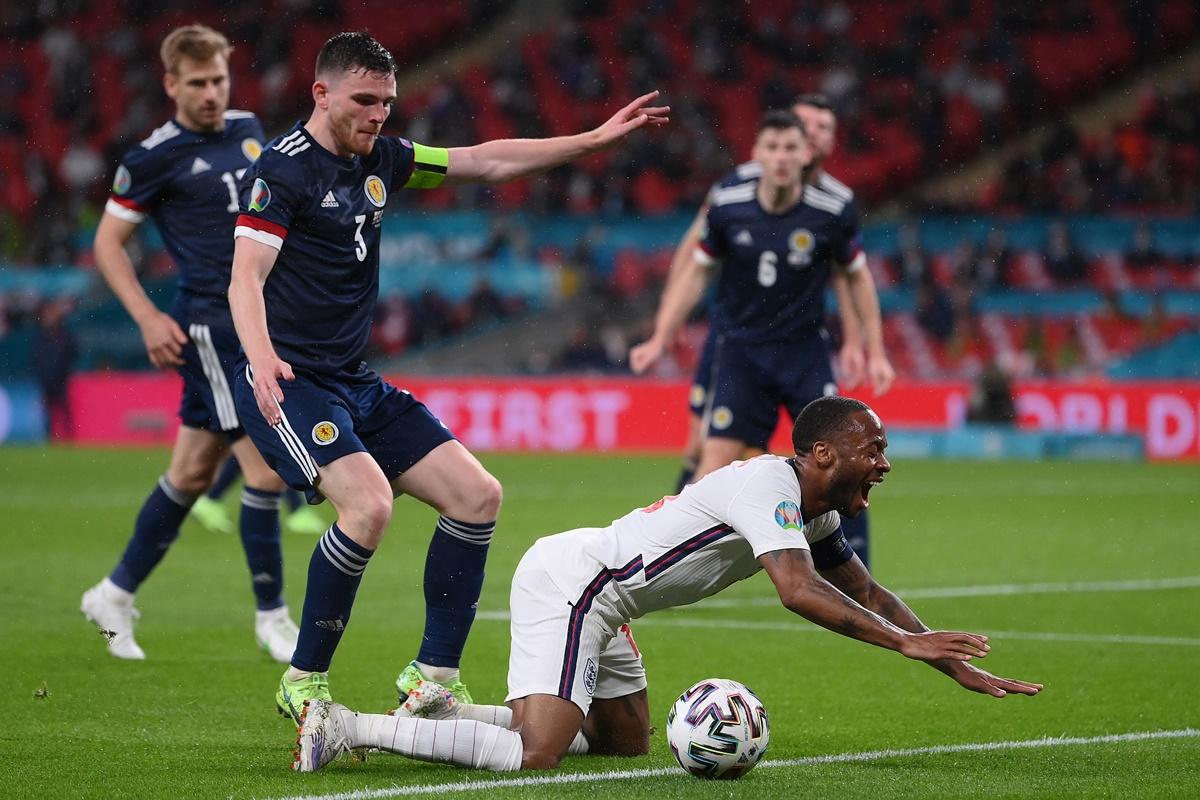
[665,678,770,779]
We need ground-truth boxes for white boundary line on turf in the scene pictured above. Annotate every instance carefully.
[267,728,1200,800]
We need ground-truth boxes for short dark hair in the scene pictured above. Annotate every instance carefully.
[315,31,396,78]
[757,109,804,135]
[793,92,833,113]
[792,396,871,454]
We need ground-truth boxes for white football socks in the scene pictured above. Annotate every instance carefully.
[354,712,524,771]
[441,703,589,755]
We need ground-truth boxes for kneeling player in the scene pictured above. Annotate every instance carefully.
[292,397,1042,773]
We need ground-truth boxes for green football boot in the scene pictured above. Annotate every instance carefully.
[190,496,234,534]
[276,670,332,725]
[395,660,473,706]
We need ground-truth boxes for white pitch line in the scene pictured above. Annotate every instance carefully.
[267,728,1200,800]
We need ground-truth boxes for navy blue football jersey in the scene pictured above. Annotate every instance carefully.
[234,123,448,378]
[697,166,862,344]
[105,111,265,298]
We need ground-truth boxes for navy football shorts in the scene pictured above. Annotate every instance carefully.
[701,332,839,450]
[233,362,455,503]
[172,294,245,441]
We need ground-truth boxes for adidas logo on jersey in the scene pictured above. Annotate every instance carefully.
[320,191,339,208]
[190,157,212,175]
[735,229,754,245]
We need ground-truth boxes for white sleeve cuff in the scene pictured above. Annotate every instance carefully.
[234,225,284,251]
[104,198,145,224]
[694,246,717,267]
[842,251,866,274]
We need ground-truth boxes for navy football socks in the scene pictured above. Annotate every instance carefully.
[109,476,198,592]
[291,523,373,672]
[239,487,285,610]
[416,517,494,668]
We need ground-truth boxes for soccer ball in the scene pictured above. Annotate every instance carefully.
[665,678,770,779]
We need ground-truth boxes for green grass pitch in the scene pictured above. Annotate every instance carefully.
[4,447,1199,799]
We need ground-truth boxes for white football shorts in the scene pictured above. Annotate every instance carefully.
[505,543,647,715]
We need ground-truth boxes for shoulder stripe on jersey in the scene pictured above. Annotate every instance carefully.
[558,555,644,699]
[140,121,181,150]
[802,185,845,215]
[643,523,734,579]
[818,172,853,200]
[273,131,311,157]
[223,109,256,120]
[711,183,757,207]
[735,160,762,179]
[104,197,146,224]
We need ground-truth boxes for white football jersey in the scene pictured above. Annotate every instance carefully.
[528,455,840,628]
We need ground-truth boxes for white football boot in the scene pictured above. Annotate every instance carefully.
[255,605,300,663]
[391,679,459,719]
[293,700,353,772]
[80,578,145,660]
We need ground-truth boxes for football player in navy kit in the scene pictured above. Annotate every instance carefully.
[228,31,669,723]
[630,110,891,566]
[81,25,299,664]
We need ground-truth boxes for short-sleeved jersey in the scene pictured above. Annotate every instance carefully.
[698,163,862,344]
[528,455,841,628]
[234,123,447,378]
[104,111,265,299]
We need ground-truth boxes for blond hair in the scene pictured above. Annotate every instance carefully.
[160,25,232,74]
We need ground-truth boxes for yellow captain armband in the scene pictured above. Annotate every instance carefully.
[405,142,449,189]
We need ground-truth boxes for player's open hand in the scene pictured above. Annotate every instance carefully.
[899,630,991,663]
[593,91,670,149]
[140,310,188,369]
[629,337,666,375]
[250,356,295,426]
[867,353,896,396]
[838,344,865,390]
[946,661,1044,698]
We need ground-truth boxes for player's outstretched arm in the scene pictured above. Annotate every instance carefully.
[841,258,894,395]
[93,212,188,369]
[228,236,293,425]
[759,548,991,662]
[817,553,1043,697]
[443,91,669,185]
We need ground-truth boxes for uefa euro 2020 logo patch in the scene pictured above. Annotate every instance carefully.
[775,500,802,532]
[364,175,387,208]
[311,421,339,446]
[242,138,263,162]
[249,178,271,212]
[112,165,132,195]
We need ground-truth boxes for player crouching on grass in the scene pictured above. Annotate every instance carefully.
[291,396,1042,773]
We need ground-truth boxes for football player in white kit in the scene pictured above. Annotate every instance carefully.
[292,396,1042,773]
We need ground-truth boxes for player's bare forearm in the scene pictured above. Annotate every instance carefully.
[844,259,885,358]
[94,214,158,324]
[832,272,863,350]
[445,134,598,185]
[445,91,668,184]
[761,549,907,651]
[228,239,279,364]
[652,255,710,343]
